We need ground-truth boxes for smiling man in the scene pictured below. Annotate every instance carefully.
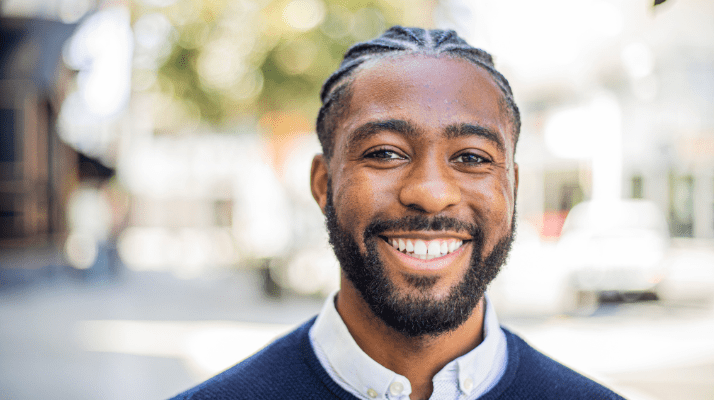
[170,27,624,400]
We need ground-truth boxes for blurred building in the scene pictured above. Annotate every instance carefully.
[442,0,714,240]
[0,17,78,248]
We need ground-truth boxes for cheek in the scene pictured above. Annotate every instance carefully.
[464,177,515,231]
[334,170,395,227]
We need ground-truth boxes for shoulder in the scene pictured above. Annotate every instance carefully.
[483,328,625,400]
[168,317,349,400]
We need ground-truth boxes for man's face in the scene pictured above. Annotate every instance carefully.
[312,55,518,337]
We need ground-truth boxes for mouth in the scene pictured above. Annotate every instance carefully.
[379,235,468,261]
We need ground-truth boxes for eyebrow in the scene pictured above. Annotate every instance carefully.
[347,119,417,145]
[346,119,418,150]
[346,119,505,153]
[444,123,505,153]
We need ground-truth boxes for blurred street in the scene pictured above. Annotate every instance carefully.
[1,261,713,400]
[0,267,323,400]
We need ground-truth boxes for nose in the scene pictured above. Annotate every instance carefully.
[399,160,461,214]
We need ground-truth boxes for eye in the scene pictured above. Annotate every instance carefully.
[364,148,405,160]
[453,152,490,164]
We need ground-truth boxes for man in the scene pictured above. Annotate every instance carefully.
[171,26,624,400]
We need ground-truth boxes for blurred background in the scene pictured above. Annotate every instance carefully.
[1,0,713,398]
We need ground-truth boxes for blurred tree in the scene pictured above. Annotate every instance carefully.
[133,0,436,135]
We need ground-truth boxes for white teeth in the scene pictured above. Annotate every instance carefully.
[386,237,465,259]
[414,240,427,256]
[427,241,441,257]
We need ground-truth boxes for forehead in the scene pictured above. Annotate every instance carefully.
[337,54,512,151]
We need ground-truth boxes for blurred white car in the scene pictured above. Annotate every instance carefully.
[557,199,670,304]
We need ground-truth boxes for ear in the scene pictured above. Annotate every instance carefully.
[310,154,329,214]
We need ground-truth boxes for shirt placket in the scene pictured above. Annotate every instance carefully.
[385,377,410,400]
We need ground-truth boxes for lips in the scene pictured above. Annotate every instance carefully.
[381,236,466,260]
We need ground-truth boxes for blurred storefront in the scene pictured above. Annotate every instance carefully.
[0,14,131,283]
[0,18,78,248]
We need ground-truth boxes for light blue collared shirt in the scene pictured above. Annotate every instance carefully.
[309,292,508,400]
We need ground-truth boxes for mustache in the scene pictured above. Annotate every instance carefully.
[364,215,480,240]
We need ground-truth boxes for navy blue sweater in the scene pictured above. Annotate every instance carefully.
[170,317,624,399]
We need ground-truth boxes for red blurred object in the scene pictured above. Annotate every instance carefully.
[541,211,568,239]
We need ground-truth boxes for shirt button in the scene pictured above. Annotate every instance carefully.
[463,378,474,393]
[366,388,378,398]
[389,381,404,396]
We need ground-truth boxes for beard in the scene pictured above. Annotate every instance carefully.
[325,182,515,338]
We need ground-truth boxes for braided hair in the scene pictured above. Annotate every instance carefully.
[316,26,520,160]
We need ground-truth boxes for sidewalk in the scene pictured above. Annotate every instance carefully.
[0,268,324,400]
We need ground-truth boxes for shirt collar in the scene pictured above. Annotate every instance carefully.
[309,291,505,399]
[310,291,411,399]
[446,294,504,396]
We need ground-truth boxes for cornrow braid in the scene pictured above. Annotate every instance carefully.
[316,26,521,160]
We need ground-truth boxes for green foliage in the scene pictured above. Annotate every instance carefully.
[144,0,434,132]
[161,45,223,123]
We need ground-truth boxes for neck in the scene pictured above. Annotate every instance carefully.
[335,280,486,400]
